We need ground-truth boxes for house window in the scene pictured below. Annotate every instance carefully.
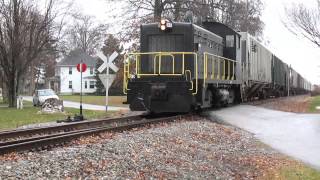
[85,81,88,89]
[69,81,72,89]
[69,67,72,75]
[90,67,94,75]
[89,81,95,89]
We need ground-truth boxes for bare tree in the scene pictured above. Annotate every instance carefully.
[0,0,69,107]
[284,1,320,47]
[218,0,264,36]
[62,15,108,55]
[108,0,264,44]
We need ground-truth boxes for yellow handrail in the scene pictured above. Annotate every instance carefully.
[211,56,215,79]
[123,56,130,94]
[124,51,237,96]
[223,60,225,80]
[203,52,237,85]
[227,61,230,80]
[217,58,220,80]
[154,54,175,74]
[185,70,193,91]
[231,62,234,80]
[123,52,198,95]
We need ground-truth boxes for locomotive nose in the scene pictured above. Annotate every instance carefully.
[151,83,167,100]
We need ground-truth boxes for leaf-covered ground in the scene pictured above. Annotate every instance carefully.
[1,116,318,179]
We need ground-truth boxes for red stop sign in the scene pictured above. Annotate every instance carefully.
[77,63,87,72]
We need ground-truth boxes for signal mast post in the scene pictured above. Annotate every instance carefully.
[106,54,109,112]
[80,59,83,117]
[76,61,87,121]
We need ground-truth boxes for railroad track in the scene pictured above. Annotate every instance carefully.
[0,114,183,155]
[0,115,143,142]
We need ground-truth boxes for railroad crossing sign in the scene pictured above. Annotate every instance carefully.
[97,51,119,73]
[96,51,119,112]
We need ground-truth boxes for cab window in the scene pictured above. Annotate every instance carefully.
[226,35,234,48]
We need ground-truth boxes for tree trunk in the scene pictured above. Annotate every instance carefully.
[7,77,16,107]
[6,71,20,107]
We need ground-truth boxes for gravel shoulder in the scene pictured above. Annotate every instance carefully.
[0,115,316,179]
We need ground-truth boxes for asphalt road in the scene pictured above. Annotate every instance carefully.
[208,105,320,170]
[23,96,129,111]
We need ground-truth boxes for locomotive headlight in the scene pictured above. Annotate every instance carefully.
[160,25,166,31]
[159,19,172,31]
[160,19,166,25]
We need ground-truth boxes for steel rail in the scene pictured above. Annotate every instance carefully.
[0,115,142,141]
[0,114,144,146]
[0,115,182,155]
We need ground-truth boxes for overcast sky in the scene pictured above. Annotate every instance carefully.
[74,0,320,84]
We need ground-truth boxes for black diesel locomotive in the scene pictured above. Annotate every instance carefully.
[123,20,311,113]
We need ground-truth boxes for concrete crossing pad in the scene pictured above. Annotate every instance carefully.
[208,105,320,170]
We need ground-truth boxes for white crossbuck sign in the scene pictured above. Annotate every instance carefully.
[97,51,119,73]
[96,51,119,111]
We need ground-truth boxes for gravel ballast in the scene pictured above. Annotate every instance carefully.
[0,117,294,179]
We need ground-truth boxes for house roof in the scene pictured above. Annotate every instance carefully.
[57,49,97,67]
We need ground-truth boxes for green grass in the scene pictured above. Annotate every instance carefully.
[276,164,320,180]
[60,95,127,107]
[0,97,6,105]
[308,96,320,113]
[0,105,111,130]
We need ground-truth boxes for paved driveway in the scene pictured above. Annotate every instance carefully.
[23,96,129,111]
[208,105,320,170]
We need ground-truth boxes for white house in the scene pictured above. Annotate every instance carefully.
[56,49,97,94]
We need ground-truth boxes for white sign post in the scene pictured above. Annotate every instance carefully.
[16,96,23,110]
[97,51,119,111]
